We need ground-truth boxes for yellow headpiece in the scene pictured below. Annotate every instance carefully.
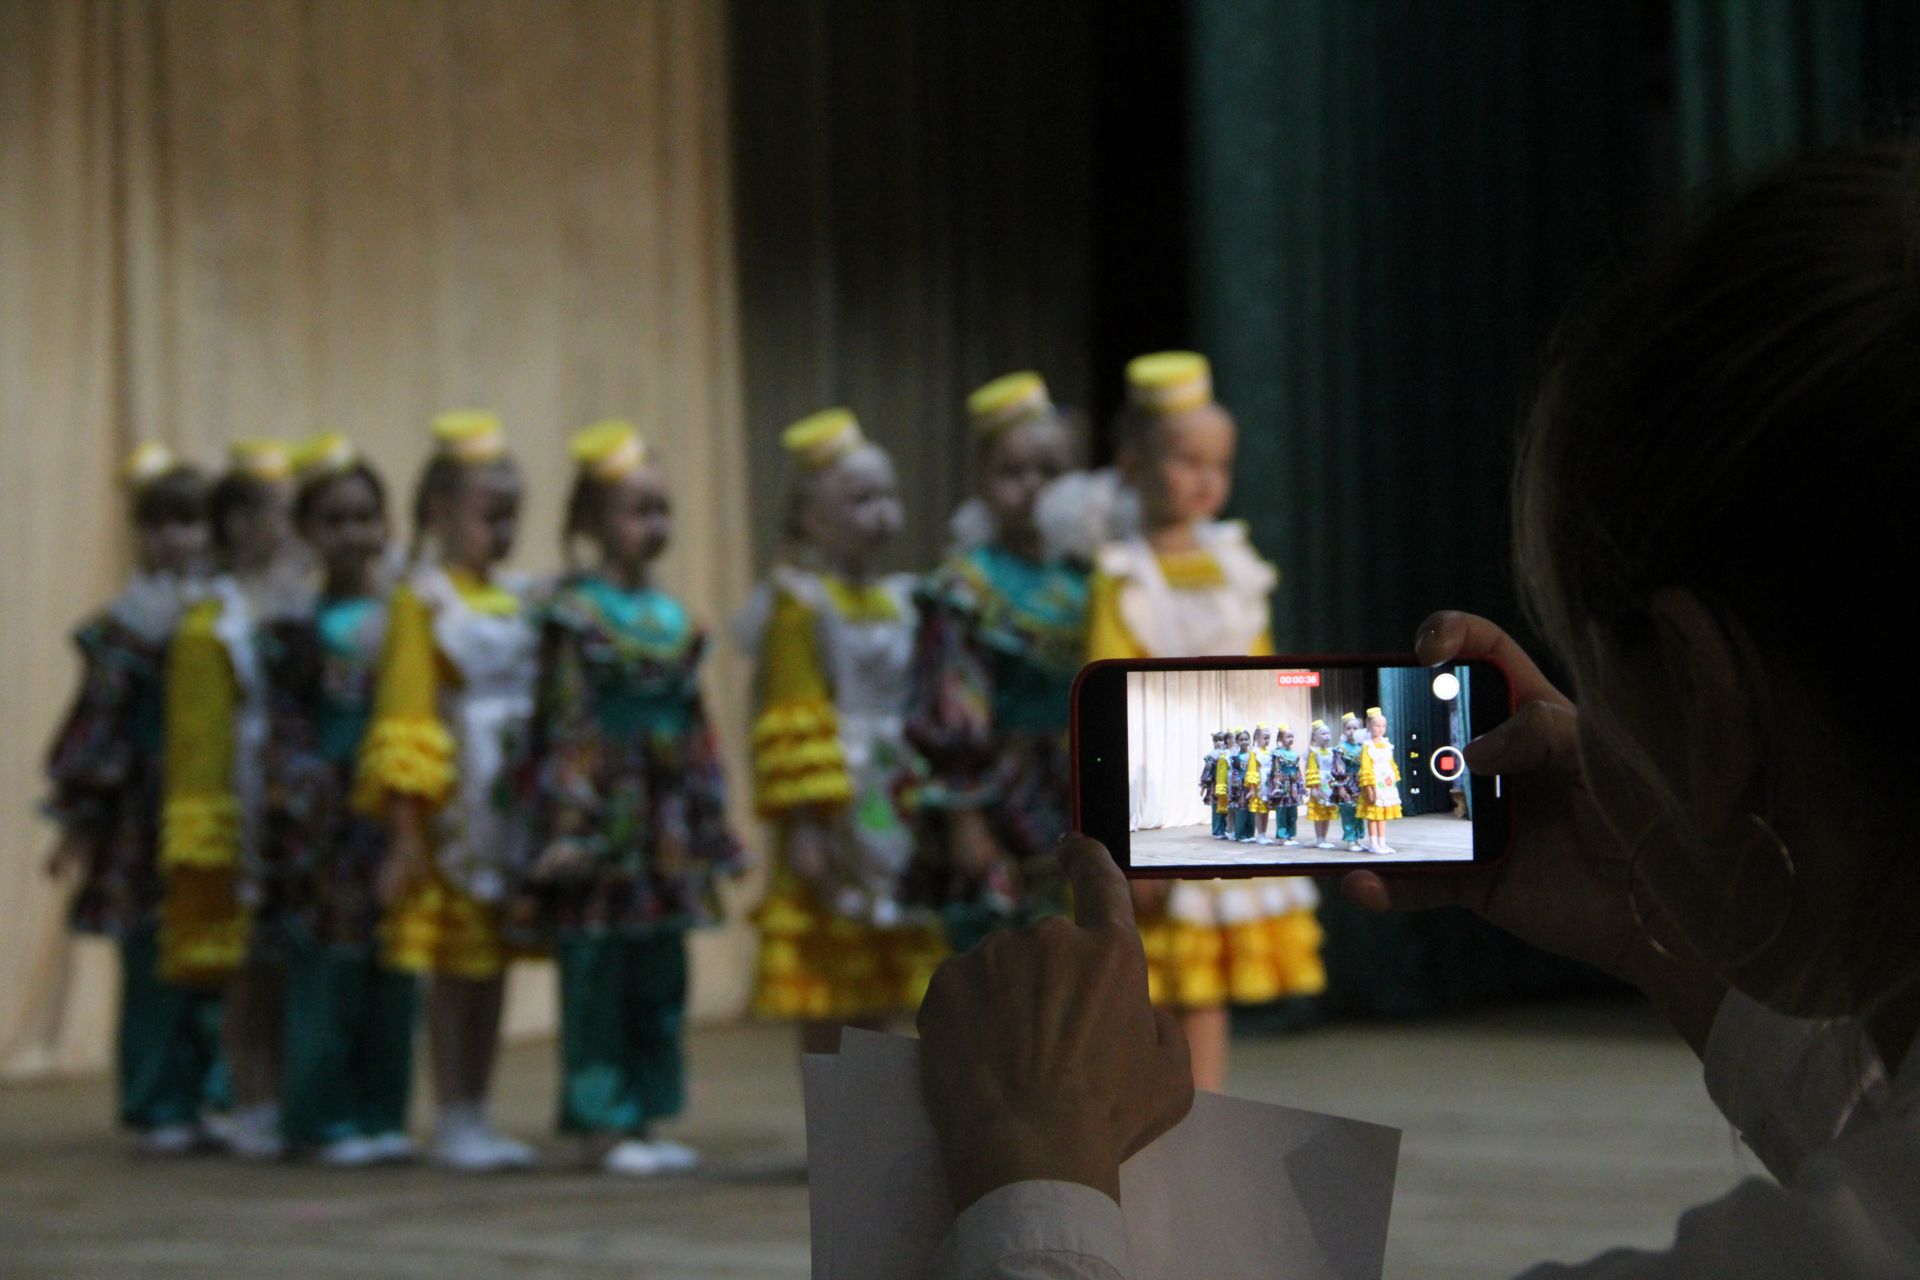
[1341,711,1360,724]
[967,371,1057,438]
[1366,707,1384,720]
[228,438,293,483]
[432,409,507,464]
[1277,723,1290,734]
[292,432,359,484]
[120,442,177,492]
[782,408,864,470]
[570,419,648,481]
[1125,351,1214,416]
[1311,719,1327,730]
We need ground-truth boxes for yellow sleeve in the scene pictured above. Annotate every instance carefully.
[1304,753,1321,787]
[1389,753,1401,785]
[1085,567,1147,661]
[160,601,239,869]
[1358,748,1376,787]
[1246,752,1263,788]
[752,587,850,816]
[1214,756,1228,794]
[353,583,455,814]
[1250,626,1274,657]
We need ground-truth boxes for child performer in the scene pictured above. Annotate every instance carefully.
[261,434,417,1166]
[741,409,945,1055]
[1335,712,1367,851]
[1200,731,1229,839]
[1303,720,1340,849]
[516,421,746,1177]
[1357,706,1403,854]
[1268,724,1306,848]
[160,438,308,1159]
[43,445,225,1154]
[1245,725,1272,844]
[355,410,538,1172]
[1226,728,1254,843]
[903,373,1086,952]
[1085,352,1323,1090]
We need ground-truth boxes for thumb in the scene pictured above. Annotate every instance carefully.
[1059,835,1136,935]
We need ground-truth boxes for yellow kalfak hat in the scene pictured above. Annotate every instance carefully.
[432,409,507,463]
[782,408,864,470]
[571,419,648,481]
[1277,723,1290,734]
[1366,707,1384,720]
[121,442,177,492]
[292,432,359,483]
[1311,719,1327,729]
[228,438,294,483]
[1125,351,1213,415]
[967,371,1056,437]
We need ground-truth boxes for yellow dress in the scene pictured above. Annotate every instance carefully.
[1088,528,1325,1010]
[354,568,530,980]
[157,598,252,985]
[1356,739,1404,821]
[1304,749,1340,823]
[1213,755,1230,812]
[1245,747,1270,814]
[748,570,946,1021]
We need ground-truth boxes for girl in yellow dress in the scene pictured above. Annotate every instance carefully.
[1245,725,1271,844]
[161,438,309,1159]
[1303,719,1341,849]
[1356,706,1403,854]
[1085,351,1324,1091]
[738,409,946,1056]
[355,410,538,1172]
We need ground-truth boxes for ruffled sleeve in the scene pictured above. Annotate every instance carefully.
[1357,746,1377,788]
[1084,566,1146,662]
[353,582,455,814]
[751,586,851,816]
[160,601,240,870]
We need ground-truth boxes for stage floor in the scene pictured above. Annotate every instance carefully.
[1133,811,1473,868]
[0,1001,1760,1280]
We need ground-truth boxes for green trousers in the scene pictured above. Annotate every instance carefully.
[1340,803,1365,842]
[557,930,688,1135]
[1275,805,1298,839]
[280,935,418,1147]
[117,927,228,1130]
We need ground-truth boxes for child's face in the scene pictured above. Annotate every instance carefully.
[1280,729,1295,749]
[1254,729,1270,748]
[595,464,673,569]
[1313,727,1331,747]
[137,511,209,578]
[981,417,1071,545]
[1130,407,1235,530]
[225,480,295,573]
[806,446,903,569]
[439,463,521,570]
[300,472,388,587]
[1235,732,1250,751]
[1369,717,1387,739]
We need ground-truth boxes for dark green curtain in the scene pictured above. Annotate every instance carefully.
[1376,667,1453,818]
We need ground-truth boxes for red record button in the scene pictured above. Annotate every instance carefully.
[1430,746,1466,782]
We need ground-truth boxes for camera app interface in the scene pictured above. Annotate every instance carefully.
[1125,665,1480,867]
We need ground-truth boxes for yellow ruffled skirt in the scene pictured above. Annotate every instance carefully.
[158,866,250,986]
[1306,801,1340,822]
[1248,797,1271,814]
[1356,801,1403,821]
[754,867,947,1022]
[382,871,511,980]
[1138,902,1325,1010]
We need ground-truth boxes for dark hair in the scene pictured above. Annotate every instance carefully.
[131,465,208,527]
[1517,140,1918,701]
[407,454,518,563]
[208,471,280,557]
[294,461,387,528]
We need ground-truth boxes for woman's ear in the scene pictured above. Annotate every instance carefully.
[1646,587,1761,841]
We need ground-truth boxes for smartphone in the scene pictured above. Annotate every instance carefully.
[1071,655,1513,877]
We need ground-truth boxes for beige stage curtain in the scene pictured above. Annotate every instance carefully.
[1126,670,1317,833]
[0,0,756,1081]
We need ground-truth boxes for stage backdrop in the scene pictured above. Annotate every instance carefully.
[0,0,755,1081]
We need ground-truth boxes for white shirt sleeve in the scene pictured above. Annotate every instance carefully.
[929,1181,1132,1280]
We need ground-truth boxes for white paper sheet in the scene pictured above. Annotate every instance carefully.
[805,1028,1400,1280]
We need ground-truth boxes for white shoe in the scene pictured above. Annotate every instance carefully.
[433,1115,535,1173]
[1317,841,1334,850]
[224,1104,286,1161]
[1378,843,1397,855]
[1281,838,1300,847]
[318,1136,386,1168]
[136,1123,203,1157]
[602,1138,666,1177]
[366,1132,418,1164]
[647,1137,701,1174]
[1347,842,1364,852]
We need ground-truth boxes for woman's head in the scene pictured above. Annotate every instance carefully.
[968,373,1075,551]
[782,409,903,572]
[293,434,388,593]
[123,444,209,577]
[1115,352,1236,532]
[564,420,672,574]
[1515,141,1920,1012]
[209,439,295,574]
[413,411,521,572]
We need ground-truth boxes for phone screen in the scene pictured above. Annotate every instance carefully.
[1073,656,1512,875]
